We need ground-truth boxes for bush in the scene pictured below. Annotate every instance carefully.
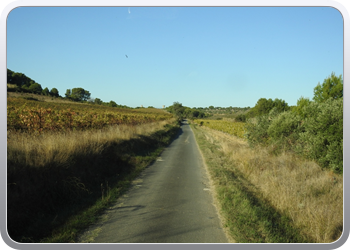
[267,111,302,141]
[298,98,343,173]
[246,116,270,146]
[246,98,343,173]
[235,113,247,122]
[246,107,282,146]
[267,111,303,153]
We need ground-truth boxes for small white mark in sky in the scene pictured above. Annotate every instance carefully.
[128,8,131,14]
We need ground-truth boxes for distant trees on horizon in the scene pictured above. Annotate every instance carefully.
[7,68,130,109]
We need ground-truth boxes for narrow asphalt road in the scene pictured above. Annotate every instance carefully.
[82,120,228,243]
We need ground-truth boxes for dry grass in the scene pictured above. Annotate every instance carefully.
[7,119,175,168]
[198,126,343,243]
[7,91,79,104]
[7,118,179,242]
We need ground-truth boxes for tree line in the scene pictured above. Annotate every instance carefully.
[7,69,129,108]
[7,69,59,97]
[166,102,209,123]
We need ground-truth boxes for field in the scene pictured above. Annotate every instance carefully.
[7,97,172,134]
[193,119,246,138]
[7,95,179,242]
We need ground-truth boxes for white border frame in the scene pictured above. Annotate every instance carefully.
[1,1,348,249]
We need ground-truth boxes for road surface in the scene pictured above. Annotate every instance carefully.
[80,120,228,243]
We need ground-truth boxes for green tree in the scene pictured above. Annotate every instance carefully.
[65,89,72,98]
[313,72,343,103]
[50,88,59,97]
[42,87,50,96]
[94,98,103,105]
[72,88,91,101]
[247,98,274,117]
[248,98,289,118]
[28,83,42,94]
[292,96,311,119]
[7,69,14,83]
[273,98,290,113]
[109,100,117,107]
[299,98,343,173]
[66,88,91,102]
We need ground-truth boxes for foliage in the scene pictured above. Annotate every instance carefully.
[243,73,343,173]
[235,113,247,122]
[42,87,50,96]
[7,69,45,95]
[109,100,117,107]
[247,98,289,118]
[313,72,343,103]
[291,96,311,119]
[245,114,271,145]
[267,111,303,151]
[7,68,35,88]
[94,98,103,105]
[245,98,343,173]
[298,98,343,173]
[166,102,207,121]
[50,88,59,97]
[27,83,43,94]
[65,88,91,102]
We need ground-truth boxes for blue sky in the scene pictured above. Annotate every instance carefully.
[7,7,343,108]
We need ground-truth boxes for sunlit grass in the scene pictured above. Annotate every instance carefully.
[191,124,342,243]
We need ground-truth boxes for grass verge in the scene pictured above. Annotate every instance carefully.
[191,123,342,243]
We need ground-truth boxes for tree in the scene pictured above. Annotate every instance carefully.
[94,98,103,105]
[50,88,59,97]
[28,83,42,94]
[109,101,117,107]
[247,98,289,118]
[7,69,14,83]
[313,72,343,103]
[71,88,91,101]
[273,98,290,113]
[65,88,91,102]
[42,87,50,96]
[292,96,311,119]
[65,89,71,98]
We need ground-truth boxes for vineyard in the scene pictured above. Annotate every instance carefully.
[7,96,180,243]
[7,97,173,133]
[193,119,246,138]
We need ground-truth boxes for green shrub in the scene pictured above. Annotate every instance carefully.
[267,111,303,147]
[245,115,270,146]
[235,113,247,122]
[291,96,312,119]
[298,98,343,173]
[263,111,304,154]
[246,108,278,146]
